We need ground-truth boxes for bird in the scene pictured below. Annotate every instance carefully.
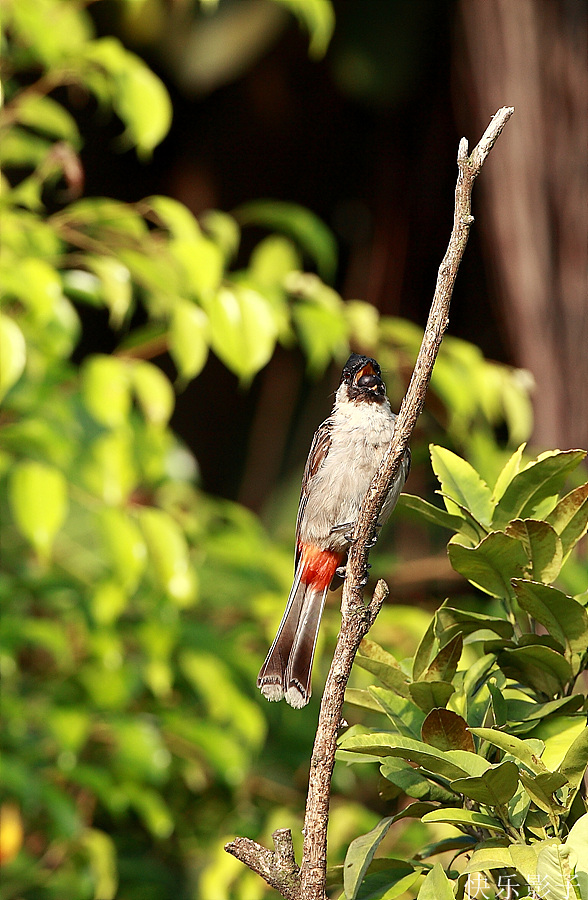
[257,353,410,709]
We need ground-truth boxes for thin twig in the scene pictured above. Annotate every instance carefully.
[227,106,514,900]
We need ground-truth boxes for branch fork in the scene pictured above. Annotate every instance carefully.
[227,106,514,900]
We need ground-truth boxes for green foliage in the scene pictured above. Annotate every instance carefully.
[2,2,578,899]
[339,446,588,900]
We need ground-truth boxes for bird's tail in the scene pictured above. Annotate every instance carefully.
[257,547,342,708]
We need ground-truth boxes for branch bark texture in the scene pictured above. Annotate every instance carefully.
[228,106,514,900]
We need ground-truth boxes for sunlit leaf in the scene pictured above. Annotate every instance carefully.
[8,460,68,558]
[169,300,209,380]
[451,761,519,806]
[130,360,175,425]
[235,200,337,282]
[546,482,588,561]
[273,0,335,59]
[207,285,278,381]
[338,732,473,780]
[344,816,393,900]
[355,639,410,697]
[15,94,82,148]
[430,444,495,526]
[497,644,572,697]
[0,314,26,402]
[506,519,563,583]
[416,862,455,900]
[513,580,588,670]
[492,449,586,529]
[448,530,528,599]
[492,442,527,501]
[81,355,131,427]
[249,235,301,288]
[85,255,133,327]
[138,507,197,606]
[82,38,172,154]
[422,807,505,832]
[469,728,547,774]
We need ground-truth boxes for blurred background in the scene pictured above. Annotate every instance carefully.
[1,1,586,898]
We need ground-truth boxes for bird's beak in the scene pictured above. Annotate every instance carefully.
[353,361,383,391]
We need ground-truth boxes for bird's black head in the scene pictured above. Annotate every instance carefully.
[340,354,385,400]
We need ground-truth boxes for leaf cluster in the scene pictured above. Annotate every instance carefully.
[338,446,588,900]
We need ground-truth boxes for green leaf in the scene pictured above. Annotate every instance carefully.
[85,255,132,327]
[249,235,301,288]
[380,758,456,804]
[83,38,172,154]
[146,195,202,242]
[421,709,475,753]
[546,482,588,561]
[536,842,579,900]
[412,618,436,683]
[506,519,563,583]
[80,829,118,900]
[558,727,588,809]
[451,761,519,806]
[355,859,421,900]
[492,442,527,502]
[448,530,528,599]
[169,301,209,380]
[15,93,82,148]
[408,681,455,714]
[81,355,131,427]
[435,606,513,642]
[368,688,425,740]
[397,493,466,533]
[469,728,547,774]
[416,862,455,900]
[506,696,584,726]
[338,732,472,781]
[422,807,506,832]
[421,633,462,683]
[0,314,26,402]
[464,846,515,874]
[430,444,495,526]
[207,285,277,381]
[273,0,335,59]
[291,290,348,375]
[130,360,175,426]
[344,817,393,900]
[566,814,588,900]
[138,507,197,606]
[201,210,240,262]
[492,449,587,529]
[513,580,588,669]
[519,770,568,815]
[497,644,572,697]
[356,639,410,697]
[98,507,146,595]
[8,460,68,558]
[173,236,224,301]
[235,200,338,282]
[81,429,136,505]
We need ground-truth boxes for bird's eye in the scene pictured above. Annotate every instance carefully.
[357,373,378,389]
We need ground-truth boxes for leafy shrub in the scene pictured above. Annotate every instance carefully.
[338,446,588,900]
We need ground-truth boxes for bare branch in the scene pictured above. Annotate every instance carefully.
[298,105,514,900]
[225,829,300,900]
[226,106,514,900]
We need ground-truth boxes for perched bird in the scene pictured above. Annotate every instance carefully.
[257,353,410,708]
